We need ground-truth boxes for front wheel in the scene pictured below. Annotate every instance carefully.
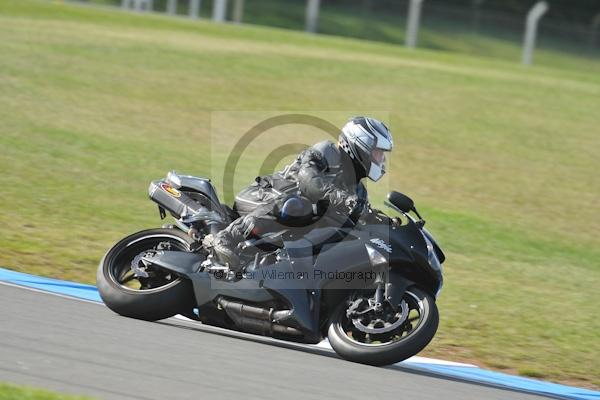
[96,228,196,321]
[327,286,438,366]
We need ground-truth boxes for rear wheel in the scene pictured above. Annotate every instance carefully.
[327,286,438,366]
[96,228,196,321]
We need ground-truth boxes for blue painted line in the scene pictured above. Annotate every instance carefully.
[1,267,598,400]
[0,267,101,303]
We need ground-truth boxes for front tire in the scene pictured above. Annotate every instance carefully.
[96,228,196,321]
[327,286,438,366]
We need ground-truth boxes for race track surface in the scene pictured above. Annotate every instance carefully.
[0,284,552,400]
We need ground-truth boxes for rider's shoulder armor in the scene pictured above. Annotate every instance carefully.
[310,140,342,172]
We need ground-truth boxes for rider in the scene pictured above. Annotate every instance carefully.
[203,116,393,271]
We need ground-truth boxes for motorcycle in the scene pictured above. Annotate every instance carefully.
[96,171,445,366]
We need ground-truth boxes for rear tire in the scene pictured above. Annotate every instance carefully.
[96,228,196,321]
[327,286,438,366]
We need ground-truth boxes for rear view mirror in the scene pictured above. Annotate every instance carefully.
[387,191,414,213]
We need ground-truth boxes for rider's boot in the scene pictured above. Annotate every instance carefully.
[202,231,241,272]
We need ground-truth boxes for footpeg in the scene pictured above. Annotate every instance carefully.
[203,258,229,279]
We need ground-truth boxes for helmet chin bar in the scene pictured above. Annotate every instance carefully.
[368,162,385,182]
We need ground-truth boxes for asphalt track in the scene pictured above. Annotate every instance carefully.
[0,283,555,400]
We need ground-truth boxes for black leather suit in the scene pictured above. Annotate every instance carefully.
[209,140,368,268]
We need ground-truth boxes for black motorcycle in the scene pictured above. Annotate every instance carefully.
[96,171,445,366]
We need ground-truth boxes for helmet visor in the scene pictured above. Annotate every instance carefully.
[371,148,386,167]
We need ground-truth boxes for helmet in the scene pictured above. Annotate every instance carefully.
[338,117,393,182]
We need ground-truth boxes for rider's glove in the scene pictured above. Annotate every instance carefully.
[202,234,215,250]
[344,194,359,212]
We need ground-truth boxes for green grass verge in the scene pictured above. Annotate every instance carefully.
[0,383,91,400]
[86,0,600,73]
[0,0,598,389]
[242,0,600,74]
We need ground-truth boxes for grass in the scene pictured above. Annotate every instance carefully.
[88,0,600,73]
[243,0,600,72]
[0,383,91,400]
[0,0,599,389]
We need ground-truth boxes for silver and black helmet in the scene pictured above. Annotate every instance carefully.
[338,116,393,182]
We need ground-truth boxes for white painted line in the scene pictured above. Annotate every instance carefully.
[405,356,477,368]
[172,314,477,367]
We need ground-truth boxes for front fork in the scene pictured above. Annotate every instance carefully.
[347,267,394,319]
[371,267,412,314]
[373,272,386,311]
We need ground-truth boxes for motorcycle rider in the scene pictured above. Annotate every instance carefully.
[203,116,393,271]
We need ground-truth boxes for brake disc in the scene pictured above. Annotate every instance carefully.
[351,300,409,334]
[130,252,150,278]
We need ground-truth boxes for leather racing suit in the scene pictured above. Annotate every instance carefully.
[205,140,368,269]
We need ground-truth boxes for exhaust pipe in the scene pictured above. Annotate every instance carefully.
[217,298,302,337]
